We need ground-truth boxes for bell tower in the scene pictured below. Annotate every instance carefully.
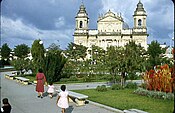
[75,3,89,30]
[74,2,89,46]
[133,0,147,29]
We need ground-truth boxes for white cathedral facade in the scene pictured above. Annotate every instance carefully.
[73,1,148,51]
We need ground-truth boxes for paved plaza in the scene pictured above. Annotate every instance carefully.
[1,71,123,113]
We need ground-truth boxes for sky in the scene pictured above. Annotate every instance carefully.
[1,0,174,50]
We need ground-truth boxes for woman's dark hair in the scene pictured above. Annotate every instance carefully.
[49,82,53,85]
[38,68,43,73]
[3,98,9,104]
[61,85,66,91]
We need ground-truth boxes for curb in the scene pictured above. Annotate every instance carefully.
[88,100,124,113]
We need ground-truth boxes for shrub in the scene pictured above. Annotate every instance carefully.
[69,76,78,81]
[139,83,147,89]
[83,75,91,82]
[111,84,123,90]
[125,82,138,89]
[59,78,69,82]
[134,88,174,100]
[96,85,107,92]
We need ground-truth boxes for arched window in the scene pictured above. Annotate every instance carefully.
[138,19,142,26]
[79,21,83,28]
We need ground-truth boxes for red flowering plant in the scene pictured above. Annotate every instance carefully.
[143,64,174,93]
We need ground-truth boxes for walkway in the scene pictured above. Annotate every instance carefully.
[1,71,123,113]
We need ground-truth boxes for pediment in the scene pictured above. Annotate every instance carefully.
[99,16,122,22]
[98,11,123,22]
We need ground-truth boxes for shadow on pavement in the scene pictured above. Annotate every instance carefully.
[42,92,58,98]
[66,105,74,113]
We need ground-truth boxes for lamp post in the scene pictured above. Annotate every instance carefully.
[94,49,98,65]
[38,40,44,70]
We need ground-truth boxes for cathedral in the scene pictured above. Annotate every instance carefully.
[73,1,148,51]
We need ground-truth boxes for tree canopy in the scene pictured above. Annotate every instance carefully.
[147,41,163,69]
[65,42,87,60]
[14,44,30,59]
[1,43,11,60]
[43,44,67,83]
[106,41,147,86]
[31,39,45,73]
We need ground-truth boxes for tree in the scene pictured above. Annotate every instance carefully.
[31,39,45,73]
[11,58,31,75]
[43,44,67,83]
[65,42,87,60]
[1,43,11,60]
[14,44,30,58]
[124,41,147,79]
[106,46,124,83]
[0,43,11,66]
[147,41,163,70]
[106,41,147,87]
[47,43,60,51]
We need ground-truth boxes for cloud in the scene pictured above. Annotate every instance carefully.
[1,0,174,50]
[99,0,137,26]
[54,17,65,28]
[144,0,174,30]
[1,16,38,40]
[1,16,73,49]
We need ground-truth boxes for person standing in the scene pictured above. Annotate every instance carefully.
[1,98,11,113]
[56,85,69,113]
[36,68,46,98]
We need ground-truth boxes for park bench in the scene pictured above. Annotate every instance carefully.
[5,72,17,80]
[15,77,30,85]
[124,109,148,113]
[56,90,88,106]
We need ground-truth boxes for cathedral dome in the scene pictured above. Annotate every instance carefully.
[122,22,129,29]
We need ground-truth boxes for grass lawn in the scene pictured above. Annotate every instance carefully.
[24,75,36,82]
[73,89,174,113]
[24,75,107,84]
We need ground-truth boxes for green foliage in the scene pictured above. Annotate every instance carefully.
[65,42,87,60]
[1,43,11,60]
[139,83,147,89]
[59,78,69,82]
[69,76,78,81]
[147,41,163,70]
[96,85,107,92]
[83,75,91,82]
[11,58,31,74]
[91,45,106,64]
[134,88,174,100]
[125,82,138,89]
[47,43,60,50]
[43,48,67,83]
[126,72,139,80]
[106,41,147,86]
[31,39,45,73]
[14,44,30,58]
[111,84,123,90]
[1,43,11,66]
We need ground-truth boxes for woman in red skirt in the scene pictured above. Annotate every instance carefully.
[36,68,46,98]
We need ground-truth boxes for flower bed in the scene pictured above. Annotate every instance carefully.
[143,64,174,93]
